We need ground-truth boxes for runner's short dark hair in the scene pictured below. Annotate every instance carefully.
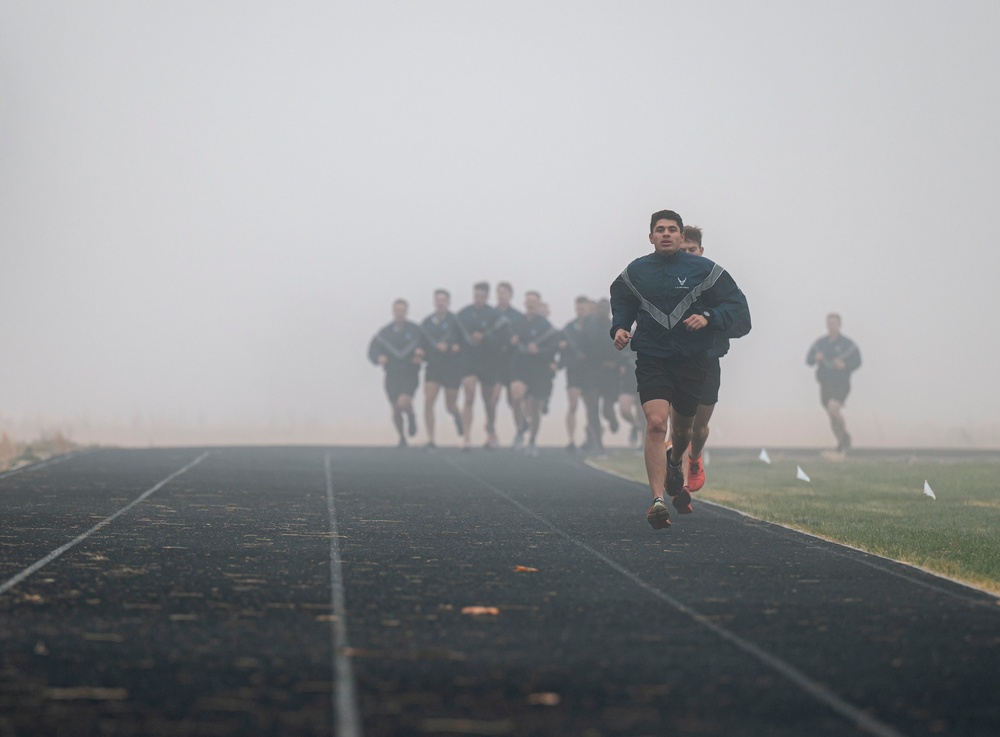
[650,209,684,233]
[525,290,541,300]
[434,288,450,299]
[497,281,513,293]
[683,225,703,246]
[393,298,408,308]
[474,281,489,293]
[575,295,590,304]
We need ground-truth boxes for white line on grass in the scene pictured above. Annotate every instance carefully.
[445,455,908,737]
[584,459,1000,607]
[0,451,209,597]
[324,452,363,737]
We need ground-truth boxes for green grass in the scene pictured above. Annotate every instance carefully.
[593,450,1000,595]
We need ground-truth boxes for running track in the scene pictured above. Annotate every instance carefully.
[0,447,997,736]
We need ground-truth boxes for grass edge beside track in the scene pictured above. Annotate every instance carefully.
[587,454,1000,599]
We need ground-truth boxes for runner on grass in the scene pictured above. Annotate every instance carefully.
[806,313,861,453]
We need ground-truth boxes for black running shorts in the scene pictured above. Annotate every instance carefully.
[565,364,592,391]
[597,364,620,404]
[461,351,500,386]
[385,366,419,404]
[699,357,722,406]
[635,352,708,418]
[424,357,462,390]
[820,379,850,407]
[512,359,554,399]
[495,354,514,387]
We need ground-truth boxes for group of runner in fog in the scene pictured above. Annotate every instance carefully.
[367,281,639,458]
[369,209,860,529]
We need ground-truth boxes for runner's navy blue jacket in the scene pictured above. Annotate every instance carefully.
[419,312,462,364]
[610,250,751,358]
[496,305,524,364]
[456,303,510,355]
[556,317,592,370]
[806,334,861,383]
[511,314,560,368]
[368,320,422,371]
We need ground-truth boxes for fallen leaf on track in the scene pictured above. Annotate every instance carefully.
[461,606,499,616]
[45,687,128,701]
[514,565,538,573]
[528,692,560,706]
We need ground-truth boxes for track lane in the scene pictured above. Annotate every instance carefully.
[1,448,336,737]
[333,447,998,737]
[0,447,996,737]
[0,449,210,581]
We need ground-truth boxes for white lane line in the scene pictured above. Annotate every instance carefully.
[445,456,908,737]
[0,450,90,482]
[0,451,209,597]
[324,452,363,737]
[584,458,1000,607]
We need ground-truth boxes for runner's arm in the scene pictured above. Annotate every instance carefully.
[609,274,640,340]
[368,332,385,365]
[701,271,751,339]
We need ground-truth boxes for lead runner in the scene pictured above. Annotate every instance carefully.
[610,209,751,529]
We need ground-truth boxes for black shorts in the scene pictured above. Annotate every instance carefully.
[565,364,592,391]
[597,365,620,404]
[699,357,721,406]
[512,360,554,399]
[385,366,419,404]
[820,380,850,407]
[425,357,462,390]
[462,352,499,386]
[495,354,514,387]
[635,352,708,418]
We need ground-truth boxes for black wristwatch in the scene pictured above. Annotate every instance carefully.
[701,309,712,323]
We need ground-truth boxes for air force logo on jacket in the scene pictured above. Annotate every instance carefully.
[610,250,751,359]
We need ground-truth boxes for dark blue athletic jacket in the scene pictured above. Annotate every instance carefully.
[557,317,592,370]
[609,250,751,358]
[456,303,510,355]
[511,314,560,369]
[496,305,524,364]
[419,312,462,364]
[368,320,422,371]
[806,334,861,384]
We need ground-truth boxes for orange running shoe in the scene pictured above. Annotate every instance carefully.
[646,498,671,529]
[671,487,693,515]
[688,455,705,492]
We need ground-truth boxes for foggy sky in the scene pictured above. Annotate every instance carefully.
[2,1,999,448]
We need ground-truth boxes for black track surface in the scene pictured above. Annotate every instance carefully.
[0,447,997,736]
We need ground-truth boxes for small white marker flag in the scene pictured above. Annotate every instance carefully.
[924,480,936,500]
[759,448,771,464]
[796,466,811,482]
